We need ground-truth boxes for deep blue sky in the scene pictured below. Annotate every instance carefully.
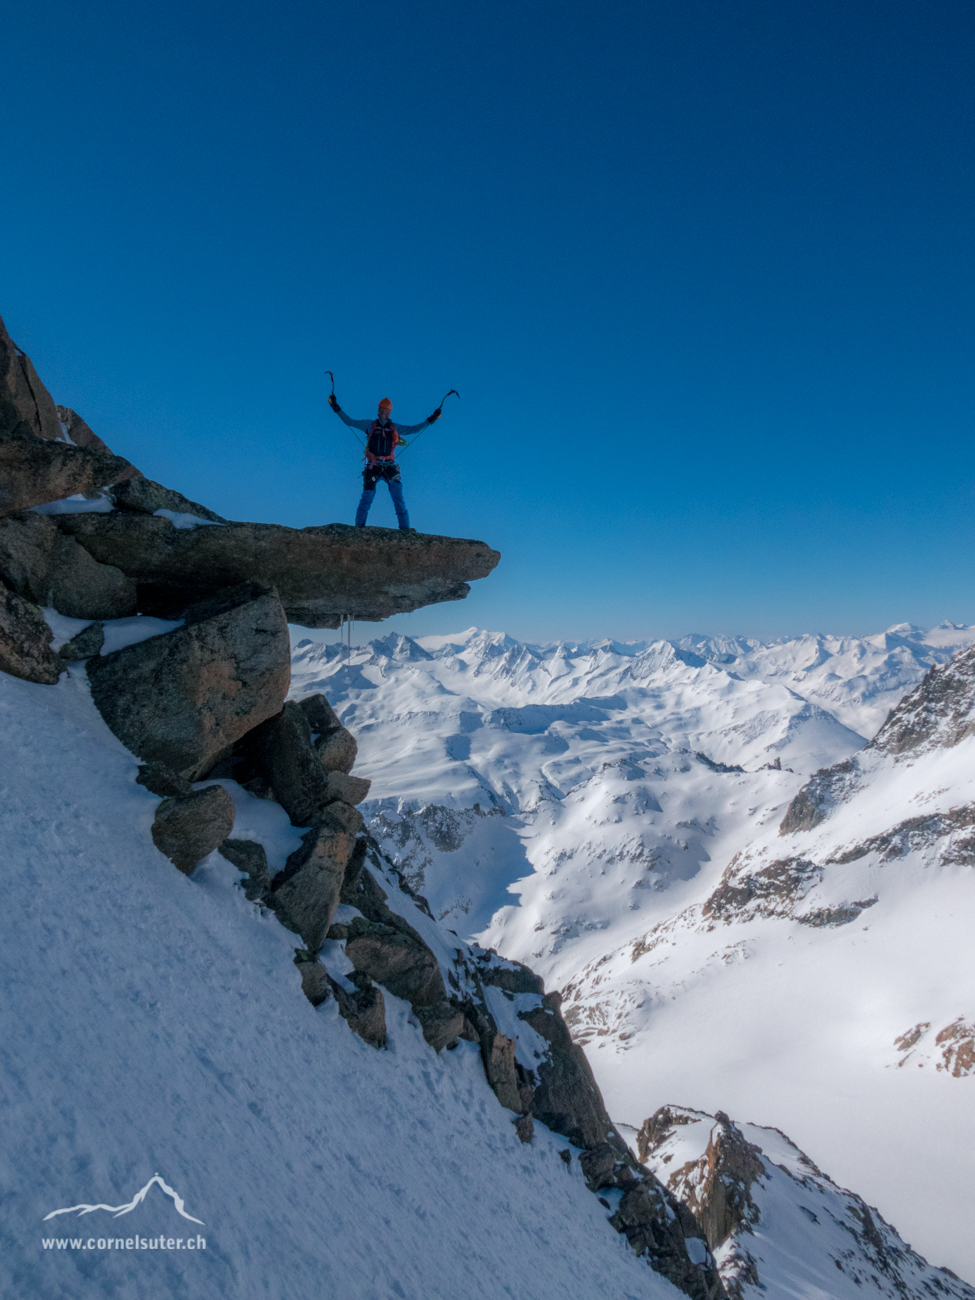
[3,0,974,643]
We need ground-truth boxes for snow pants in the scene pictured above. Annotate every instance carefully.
[356,463,410,529]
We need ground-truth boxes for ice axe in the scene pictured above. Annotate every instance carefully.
[324,370,365,448]
[398,389,459,455]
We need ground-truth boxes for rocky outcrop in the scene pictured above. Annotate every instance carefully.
[518,990,622,1151]
[151,785,236,874]
[778,757,857,833]
[344,914,447,1013]
[111,475,227,523]
[1,313,65,444]
[87,582,291,779]
[337,853,467,1053]
[242,701,333,825]
[301,694,358,774]
[55,405,122,457]
[0,314,137,471]
[58,620,105,662]
[702,854,822,924]
[0,316,730,1299]
[136,761,193,797]
[268,812,355,950]
[826,804,975,868]
[894,1016,975,1076]
[481,1033,523,1111]
[293,951,387,1047]
[0,585,61,684]
[0,438,136,518]
[57,512,500,626]
[333,975,387,1048]
[0,512,136,620]
[640,1105,975,1300]
[868,641,975,757]
[219,838,271,902]
[640,1109,764,1255]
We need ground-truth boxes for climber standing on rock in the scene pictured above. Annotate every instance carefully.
[328,391,444,530]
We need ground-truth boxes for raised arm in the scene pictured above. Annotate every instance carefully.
[328,395,372,434]
[396,407,443,437]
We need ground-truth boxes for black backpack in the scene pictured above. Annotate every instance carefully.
[367,420,398,459]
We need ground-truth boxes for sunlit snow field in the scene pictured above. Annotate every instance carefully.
[291,622,975,1282]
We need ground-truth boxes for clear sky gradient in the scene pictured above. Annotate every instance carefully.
[3,0,974,643]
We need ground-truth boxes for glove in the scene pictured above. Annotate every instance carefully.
[328,394,341,412]
[427,408,442,423]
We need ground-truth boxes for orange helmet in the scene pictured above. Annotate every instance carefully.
[378,398,393,411]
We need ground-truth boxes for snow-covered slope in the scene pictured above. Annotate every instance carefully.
[0,667,682,1300]
[637,1106,975,1299]
[289,623,975,1283]
[554,644,975,1282]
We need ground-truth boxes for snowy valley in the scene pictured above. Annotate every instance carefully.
[291,622,975,1287]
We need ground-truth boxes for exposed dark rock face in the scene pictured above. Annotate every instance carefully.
[895,1016,975,1076]
[0,438,137,518]
[519,990,621,1152]
[640,1104,975,1299]
[136,762,193,798]
[56,511,500,626]
[480,960,545,996]
[298,692,343,736]
[87,583,291,779]
[869,641,975,757]
[268,812,354,951]
[1,313,66,444]
[826,803,975,869]
[219,838,271,902]
[0,512,136,620]
[339,856,466,1052]
[0,585,61,684]
[702,855,822,925]
[332,838,722,1293]
[609,1178,719,1300]
[334,975,387,1048]
[641,1109,764,1254]
[414,1001,467,1053]
[294,950,387,1047]
[243,701,332,826]
[795,898,877,927]
[111,475,227,523]
[639,1108,762,1299]
[326,770,371,805]
[344,914,447,1010]
[0,315,137,473]
[150,785,236,874]
[316,727,358,775]
[513,1113,534,1143]
[481,1032,523,1111]
[294,952,332,1007]
[55,405,125,458]
[323,800,364,835]
[58,621,104,661]
[779,758,857,834]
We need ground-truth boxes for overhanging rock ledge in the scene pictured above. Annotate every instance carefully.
[56,515,500,626]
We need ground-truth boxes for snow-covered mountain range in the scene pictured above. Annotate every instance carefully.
[290,622,975,1282]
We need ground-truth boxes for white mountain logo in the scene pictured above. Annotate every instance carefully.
[42,1174,205,1225]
